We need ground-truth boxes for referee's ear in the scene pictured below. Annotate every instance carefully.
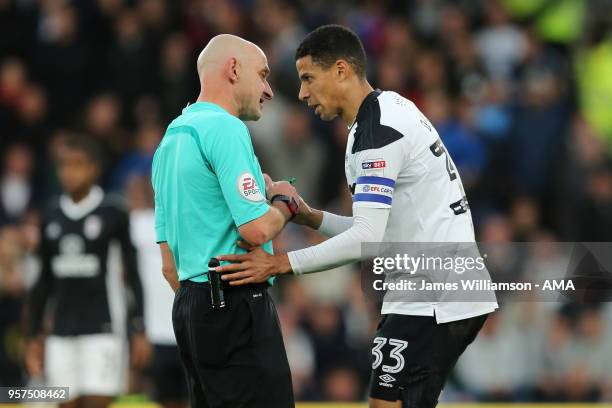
[227,57,239,83]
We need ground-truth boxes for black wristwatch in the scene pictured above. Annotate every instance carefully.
[270,194,299,220]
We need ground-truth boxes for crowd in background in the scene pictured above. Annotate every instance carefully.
[1,0,612,403]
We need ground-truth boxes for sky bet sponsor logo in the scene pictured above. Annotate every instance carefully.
[361,184,393,194]
[362,160,386,169]
[238,173,265,202]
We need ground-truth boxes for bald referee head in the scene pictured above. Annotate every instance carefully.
[196,34,273,121]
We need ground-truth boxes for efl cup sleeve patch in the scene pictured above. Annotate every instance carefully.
[352,176,395,208]
[237,172,265,202]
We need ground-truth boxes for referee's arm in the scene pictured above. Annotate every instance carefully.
[159,242,179,292]
[238,180,298,246]
[152,158,179,292]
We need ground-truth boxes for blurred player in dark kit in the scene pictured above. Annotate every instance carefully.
[25,136,148,408]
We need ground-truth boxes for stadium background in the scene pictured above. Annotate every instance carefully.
[1,0,612,404]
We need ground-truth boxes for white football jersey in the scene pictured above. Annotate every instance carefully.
[346,90,498,322]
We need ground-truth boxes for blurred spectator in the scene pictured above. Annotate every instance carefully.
[422,90,486,189]
[258,103,324,206]
[83,93,129,180]
[1,144,36,225]
[412,50,449,103]
[509,196,540,241]
[573,163,612,241]
[253,0,306,96]
[475,0,527,81]
[507,52,570,203]
[375,53,410,98]
[32,3,94,125]
[107,8,155,108]
[0,57,27,112]
[158,32,197,120]
[455,312,530,401]
[112,122,162,190]
[278,304,315,401]
[536,304,612,401]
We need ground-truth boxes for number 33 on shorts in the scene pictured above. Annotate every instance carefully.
[371,336,408,374]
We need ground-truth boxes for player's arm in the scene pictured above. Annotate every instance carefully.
[116,207,145,336]
[23,220,55,376]
[118,207,151,367]
[288,205,389,273]
[294,199,353,237]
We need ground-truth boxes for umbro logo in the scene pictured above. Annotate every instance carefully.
[379,374,396,383]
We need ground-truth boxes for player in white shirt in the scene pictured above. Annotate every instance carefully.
[216,25,497,408]
[129,191,188,408]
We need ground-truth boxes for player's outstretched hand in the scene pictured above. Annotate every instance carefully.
[291,194,321,227]
[215,242,292,285]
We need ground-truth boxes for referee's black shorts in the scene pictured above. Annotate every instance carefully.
[173,280,294,408]
[369,313,488,408]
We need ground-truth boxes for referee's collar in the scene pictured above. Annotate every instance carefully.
[183,101,229,114]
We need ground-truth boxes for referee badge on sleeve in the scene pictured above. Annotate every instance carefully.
[237,173,265,202]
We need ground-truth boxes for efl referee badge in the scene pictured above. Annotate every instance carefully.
[237,172,265,202]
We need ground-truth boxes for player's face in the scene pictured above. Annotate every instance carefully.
[296,56,342,121]
[58,149,99,195]
[236,50,273,121]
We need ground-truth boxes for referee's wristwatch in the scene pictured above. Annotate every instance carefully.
[270,194,299,220]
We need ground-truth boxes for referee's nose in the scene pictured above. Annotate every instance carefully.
[263,80,273,101]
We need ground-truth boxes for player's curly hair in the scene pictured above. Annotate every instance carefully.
[295,24,367,79]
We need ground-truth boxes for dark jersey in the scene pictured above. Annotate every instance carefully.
[27,186,144,337]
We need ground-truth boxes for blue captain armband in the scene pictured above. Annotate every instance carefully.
[352,176,395,208]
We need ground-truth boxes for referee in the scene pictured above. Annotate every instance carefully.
[151,35,297,408]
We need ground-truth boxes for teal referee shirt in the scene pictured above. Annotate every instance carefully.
[152,102,272,282]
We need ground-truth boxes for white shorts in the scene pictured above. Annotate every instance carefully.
[45,334,127,399]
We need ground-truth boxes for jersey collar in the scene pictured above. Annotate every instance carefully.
[350,89,382,130]
[182,101,229,115]
[60,185,104,220]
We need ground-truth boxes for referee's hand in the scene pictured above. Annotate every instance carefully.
[215,241,292,285]
[264,173,298,201]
